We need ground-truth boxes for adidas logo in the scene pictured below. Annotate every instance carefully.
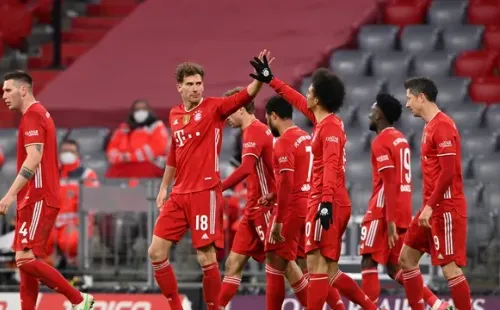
[202,233,209,240]
[306,240,311,246]
[438,254,444,259]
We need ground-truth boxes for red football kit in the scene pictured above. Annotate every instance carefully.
[153,89,255,250]
[265,126,310,261]
[269,79,351,261]
[404,112,467,267]
[221,120,275,262]
[13,103,60,258]
[359,127,412,265]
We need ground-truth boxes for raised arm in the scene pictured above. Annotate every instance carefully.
[269,78,316,124]
[216,80,263,119]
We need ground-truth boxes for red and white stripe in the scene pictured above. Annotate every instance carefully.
[402,268,421,280]
[444,212,454,256]
[210,190,216,235]
[265,264,284,277]
[313,204,322,241]
[361,268,378,276]
[223,276,241,286]
[215,128,220,172]
[34,164,42,189]
[292,276,308,293]
[152,259,170,271]
[443,186,452,199]
[329,270,343,286]
[376,186,385,208]
[448,275,466,288]
[365,220,379,248]
[256,158,269,196]
[29,200,43,241]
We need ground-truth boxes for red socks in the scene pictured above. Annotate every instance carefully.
[219,276,241,307]
[448,274,472,310]
[330,270,377,310]
[361,268,380,303]
[307,274,329,310]
[291,274,308,307]
[152,259,183,310]
[202,263,222,310]
[16,258,82,305]
[402,268,425,310]
[395,270,439,307]
[327,286,345,310]
[265,264,286,310]
[19,267,40,310]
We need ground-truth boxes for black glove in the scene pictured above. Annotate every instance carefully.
[249,55,274,83]
[315,202,333,230]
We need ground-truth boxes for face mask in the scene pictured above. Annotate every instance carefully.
[60,152,77,165]
[134,110,149,123]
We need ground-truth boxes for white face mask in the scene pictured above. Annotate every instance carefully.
[60,152,77,165]
[133,110,149,123]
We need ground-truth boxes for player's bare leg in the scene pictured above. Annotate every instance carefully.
[148,236,183,310]
[219,251,250,309]
[399,244,426,310]
[196,243,222,310]
[294,257,344,310]
[441,262,471,310]
[15,250,93,310]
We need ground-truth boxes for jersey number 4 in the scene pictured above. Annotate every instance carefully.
[19,222,29,237]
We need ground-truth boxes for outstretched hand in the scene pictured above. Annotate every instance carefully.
[250,49,275,83]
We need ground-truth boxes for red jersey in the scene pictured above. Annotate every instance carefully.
[421,112,466,217]
[241,120,276,218]
[273,126,311,217]
[167,89,254,194]
[17,103,59,208]
[269,78,351,207]
[364,127,412,228]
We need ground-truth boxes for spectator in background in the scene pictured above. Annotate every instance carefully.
[48,139,100,267]
[105,99,169,178]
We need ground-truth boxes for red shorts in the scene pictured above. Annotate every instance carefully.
[13,200,59,258]
[359,219,405,266]
[305,201,351,261]
[153,187,224,250]
[404,209,467,267]
[265,206,306,262]
[231,210,271,263]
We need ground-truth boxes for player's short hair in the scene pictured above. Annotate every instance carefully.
[375,93,402,124]
[61,139,80,153]
[311,68,345,113]
[404,77,438,102]
[265,95,293,119]
[223,87,255,114]
[4,70,33,88]
[175,62,205,83]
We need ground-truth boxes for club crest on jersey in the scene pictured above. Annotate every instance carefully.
[194,111,202,121]
[183,115,191,125]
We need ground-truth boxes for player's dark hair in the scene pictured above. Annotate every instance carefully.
[311,68,345,113]
[265,95,293,119]
[376,93,402,124]
[223,87,255,114]
[4,70,33,87]
[61,139,80,153]
[175,62,205,83]
[404,77,438,102]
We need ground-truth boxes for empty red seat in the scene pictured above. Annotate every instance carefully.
[32,0,64,24]
[484,25,500,51]
[386,0,431,9]
[29,70,61,94]
[62,29,107,43]
[28,43,93,68]
[469,77,500,103]
[468,1,500,25]
[71,16,122,29]
[0,5,33,47]
[384,3,426,27]
[455,50,498,77]
[86,4,137,17]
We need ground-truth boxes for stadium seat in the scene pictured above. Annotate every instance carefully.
[469,77,500,103]
[433,77,470,108]
[220,127,240,161]
[454,50,498,78]
[0,5,33,47]
[372,52,413,78]
[67,127,110,157]
[0,129,17,156]
[344,77,386,104]
[464,181,483,208]
[386,0,431,10]
[484,185,500,211]
[292,110,313,131]
[401,25,440,54]
[349,184,372,215]
[354,102,374,127]
[485,104,500,131]
[345,159,371,185]
[83,154,108,179]
[443,26,484,52]
[386,78,408,106]
[473,155,500,183]
[411,185,423,214]
[462,156,474,179]
[413,52,455,77]
[57,128,69,145]
[411,156,422,180]
[468,1,500,26]
[0,159,17,183]
[345,128,372,153]
[383,2,426,27]
[357,25,399,52]
[329,50,371,78]
[484,25,500,51]
[300,77,312,96]
[446,104,486,131]
[461,130,496,157]
[427,0,467,26]
[337,105,356,128]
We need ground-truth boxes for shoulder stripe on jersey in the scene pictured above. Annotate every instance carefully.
[378,165,394,172]
[279,168,294,173]
[35,164,42,189]
[242,153,258,158]
[215,128,220,172]
[256,158,269,196]
[437,153,456,157]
